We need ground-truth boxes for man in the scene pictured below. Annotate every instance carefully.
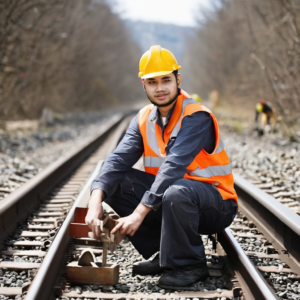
[85,45,238,289]
[191,93,202,103]
[255,100,276,133]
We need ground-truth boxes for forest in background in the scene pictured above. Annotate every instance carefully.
[125,20,194,63]
[2,0,300,126]
[183,0,300,127]
[0,0,143,120]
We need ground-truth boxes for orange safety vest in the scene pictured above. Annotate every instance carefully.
[138,89,238,203]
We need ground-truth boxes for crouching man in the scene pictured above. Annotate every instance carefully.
[85,45,238,290]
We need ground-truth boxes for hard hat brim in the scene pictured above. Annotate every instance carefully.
[140,70,174,79]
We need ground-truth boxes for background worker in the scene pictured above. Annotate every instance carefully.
[191,93,202,103]
[255,100,276,132]
[85,45,238,289]
[209,90,219,110]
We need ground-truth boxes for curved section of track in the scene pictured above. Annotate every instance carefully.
[0,114,130,299]
[26,162,105,300]
[0,114,124,247]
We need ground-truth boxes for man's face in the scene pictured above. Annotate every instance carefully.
[143,73,182,106]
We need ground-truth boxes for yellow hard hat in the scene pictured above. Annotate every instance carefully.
[256,103,263,113]
[191,94,202,103]
[138,45,181,79]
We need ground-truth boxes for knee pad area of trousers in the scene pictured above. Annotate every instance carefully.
[163,186,187,205]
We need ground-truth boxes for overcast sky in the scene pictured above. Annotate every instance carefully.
[110,0,213,27]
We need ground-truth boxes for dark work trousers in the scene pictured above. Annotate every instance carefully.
[105,168,237,270]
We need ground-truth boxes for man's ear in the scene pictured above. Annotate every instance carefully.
[177,73,182,87]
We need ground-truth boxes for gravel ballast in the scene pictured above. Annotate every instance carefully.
[223,131,300,215]
[0,112,110,202]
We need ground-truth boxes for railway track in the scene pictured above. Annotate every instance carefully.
[0,113,129,300]
[0,112,299,300]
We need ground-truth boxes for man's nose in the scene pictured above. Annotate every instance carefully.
[156,81,164,92]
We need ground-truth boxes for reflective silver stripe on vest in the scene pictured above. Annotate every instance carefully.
[215,138,224,154]
[146,106,162,157]
[145,98,228,173]
[187,163,232,178]
[170,98,198,139]
[144,156,166,167]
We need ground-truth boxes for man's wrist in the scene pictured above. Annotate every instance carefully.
[90,189,104,203]
[134,203,151,219]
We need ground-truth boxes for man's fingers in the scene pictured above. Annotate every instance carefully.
[90,223,94,236]
[93,219,101,238]
[120,224,131,235]
[120,226,128,235]
[111,222,122,234]
[129,230,135,236]
[88,230,102,241]
[91,223,100,240]
[94,224,100,238]
[111,221,123,234]
[88,231,95,239]
[86,218,93,231]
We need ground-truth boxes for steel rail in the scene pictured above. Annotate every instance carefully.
[27,161,278,300]
[218,228,279,300]
[26,162,104,300]
[0,114,123,247]
[26,164,280,299]
[26,117,131,300]
[234,173,300,275]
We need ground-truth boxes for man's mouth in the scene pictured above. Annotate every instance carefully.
[155,93,169,100]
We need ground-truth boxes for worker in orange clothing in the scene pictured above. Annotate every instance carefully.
[85,45,238,289]
[255,100,276,132]
[191,93,202,103]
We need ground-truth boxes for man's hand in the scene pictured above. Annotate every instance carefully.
[111,203,151,236]
[85,189,105,239]
[110,212,143,236]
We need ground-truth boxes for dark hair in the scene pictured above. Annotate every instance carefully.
[173,70,180,88]
[172,70,178,77]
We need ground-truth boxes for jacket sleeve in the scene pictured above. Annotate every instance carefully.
[91,114,144,199]
[140,111,215,210]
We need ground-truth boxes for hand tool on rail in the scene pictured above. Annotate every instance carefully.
[67,207,124,285]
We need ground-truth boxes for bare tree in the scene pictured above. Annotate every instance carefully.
[183,0,300,132]
[0,0,143,120]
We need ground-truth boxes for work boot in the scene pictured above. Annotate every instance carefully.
[132,253,161,276]
[158,265,209,290]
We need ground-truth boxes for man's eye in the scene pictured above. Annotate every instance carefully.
[164,80,170,83]
[149,81,155,84]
